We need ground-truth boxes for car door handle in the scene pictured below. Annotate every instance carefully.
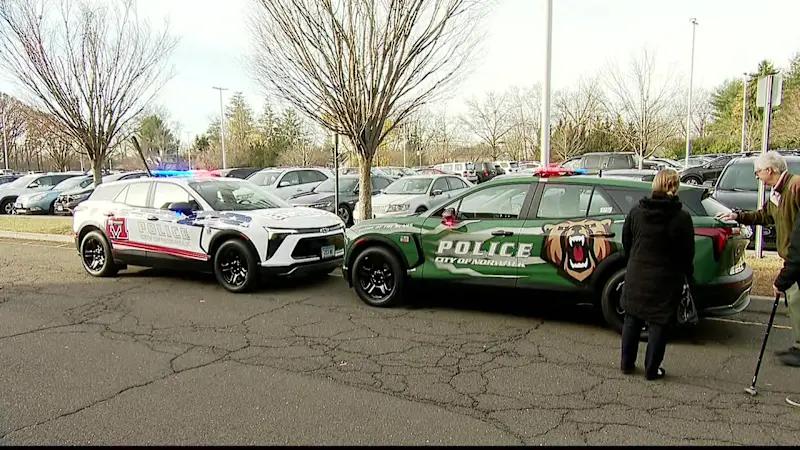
[146,216,159,221]
[491,230,514,236]
[591,232,615,238]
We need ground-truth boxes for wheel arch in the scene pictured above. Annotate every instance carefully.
[77,224,106,247]
[589,253,627,297]
[345,236,411,286]
[208,230,260,264]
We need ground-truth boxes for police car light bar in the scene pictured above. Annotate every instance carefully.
[533,167,588,177]
[151,169,220,178]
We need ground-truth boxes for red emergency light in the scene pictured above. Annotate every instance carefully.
[533,167,588,178]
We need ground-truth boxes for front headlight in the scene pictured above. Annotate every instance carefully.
[28,193,46,202]
[263,227,297,260]
[387,203,410,212]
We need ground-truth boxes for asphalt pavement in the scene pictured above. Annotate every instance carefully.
[1,238,798,445]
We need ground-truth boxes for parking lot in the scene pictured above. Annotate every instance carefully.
[1,238,799,445]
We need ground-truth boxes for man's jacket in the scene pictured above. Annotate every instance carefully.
[775,214,800,291]
[738,172,800,260]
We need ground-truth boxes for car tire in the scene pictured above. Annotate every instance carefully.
[600,268,649,340]
[338,203,353,227]
[682,175,702,185]
[351,245,405,307]
[0,199,13,215]
[80,230,119,277]
[213,239,260,293]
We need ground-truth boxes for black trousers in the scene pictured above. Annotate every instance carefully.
[621,313,669,379]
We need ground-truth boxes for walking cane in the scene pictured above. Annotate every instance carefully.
[745,293,783,396]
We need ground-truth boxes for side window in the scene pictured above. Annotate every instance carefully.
[372,177,391,190]
[315,170,329,182]
[447,177,468,190]
[298,170,318,184]
[605,189,646,215]
[536,184,594,219]
[452,184,530,219]
[118,182,151,207]
[80,178,94,188]
[431,177,450,193]
[151,182,195,209]
[33,176,54,186]
[279,171,300,187]
[587,188,618,216]
[53,175,75,184]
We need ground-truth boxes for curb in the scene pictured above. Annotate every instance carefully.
[0,231,73,243]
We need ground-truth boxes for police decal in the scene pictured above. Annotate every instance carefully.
[106,217,128,240]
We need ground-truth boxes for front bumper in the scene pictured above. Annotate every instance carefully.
[695,265,754,317]
[260,257,342,277]
[12,201,48,215]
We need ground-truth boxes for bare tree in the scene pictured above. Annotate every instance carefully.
[23,108,75,170]
[504,85,541,162]
[603,48,682,167]
[247,0,488,219]
[0,93,27,168]
[550,76,605,161]
[0,0,178,184]
[461,91,514,159]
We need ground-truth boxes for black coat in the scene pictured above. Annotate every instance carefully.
[621,193,695,325]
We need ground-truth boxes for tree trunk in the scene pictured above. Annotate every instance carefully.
[358,154,374,221]
[91,157,103,186]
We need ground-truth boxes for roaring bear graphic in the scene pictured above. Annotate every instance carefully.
[541,218,614,283]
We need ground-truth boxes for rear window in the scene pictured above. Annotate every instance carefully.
[465,162,475,170]
[606,155,633,169]
[582,155,603,169]
[508,162,519,168]
[606,187,701,216]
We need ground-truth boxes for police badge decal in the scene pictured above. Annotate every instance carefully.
[106,217,129,241]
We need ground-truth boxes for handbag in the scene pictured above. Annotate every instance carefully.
[677,278,699,325]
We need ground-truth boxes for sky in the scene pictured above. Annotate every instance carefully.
[3,0,800,143]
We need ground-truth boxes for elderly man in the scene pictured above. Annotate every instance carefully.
[717,151,800,368]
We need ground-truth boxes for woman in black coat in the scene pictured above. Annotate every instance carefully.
[620,168,695,380]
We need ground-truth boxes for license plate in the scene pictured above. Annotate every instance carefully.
[56,205,64,211]
[321,245,335,259]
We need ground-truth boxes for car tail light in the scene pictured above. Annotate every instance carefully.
[484,170,489,176]
[462,171,468,176]
[695,227,739,260]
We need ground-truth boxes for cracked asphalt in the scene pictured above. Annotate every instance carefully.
[1,238,799,445]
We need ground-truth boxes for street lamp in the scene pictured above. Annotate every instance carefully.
[684,18,698,167]
[540,0,553,168]
[212,86,228,169]
[1,102,8,171]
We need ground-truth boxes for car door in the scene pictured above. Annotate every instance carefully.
[419,182,535,287]
[428,177,452,207]
[446,176,470,194]
[105,180,154,261]
[141,181,209,265]
[274,170,302,199]
[516,183,622,290]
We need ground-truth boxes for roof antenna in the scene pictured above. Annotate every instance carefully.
[131,136,153,177]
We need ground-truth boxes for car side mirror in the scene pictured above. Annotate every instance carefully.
[168,201,196,215]
[442,207,458,226]
[28,182,39,188]
[703,180,716,188]
[431,189,443,196]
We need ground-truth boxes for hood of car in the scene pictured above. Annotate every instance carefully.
[223,207,344,229]
[60,185,95,196]
[371,193,423,206]
[16,189,59,203]
[288,192,335,205]
[0,186,50,197]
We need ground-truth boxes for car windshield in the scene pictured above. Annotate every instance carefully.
[247,170,282,186]
[54,176,87,190]
[383,177,433,195]
[4,174,36,188]
[189,179,288,211]
[717,160,800,191]
[315,177,358,193]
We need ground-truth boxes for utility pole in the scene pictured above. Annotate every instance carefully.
[186,131,192,170]
[684,18,699,167]
[539,0,553,168]
[212,86,228,169]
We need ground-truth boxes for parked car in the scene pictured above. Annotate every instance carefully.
[73,176,345,293]
[711,155,800,251]
[13,175,95,215]
[494,160,521,174]
[474,162,498,183]
[679,154,743,185]
[354,174,472,222]
[53,171,148,215]
[341,168,753,336]
[377,166,415,178]
[211,167,261,179]
[0,172,84,215]
[433,162,479,183]
[288,174,394,226]
[0,174,21,186]
[246,167,333,200]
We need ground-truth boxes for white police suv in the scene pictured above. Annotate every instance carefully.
[72,176,345,293]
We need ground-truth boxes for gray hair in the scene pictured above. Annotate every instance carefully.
[754,151,788,173]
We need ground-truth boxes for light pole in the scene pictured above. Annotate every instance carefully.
[684,18,698,167]
[540,0,553,168]
[740,73,749,152]
[212,86,228,169]
[1,103,8,171]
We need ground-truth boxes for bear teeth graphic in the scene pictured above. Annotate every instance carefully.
[567,235,589,270]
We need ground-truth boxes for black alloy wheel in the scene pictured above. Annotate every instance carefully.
[80,230,118,277]
[214,239,259,293]
[352,246,405,307]
[601,269,649,341]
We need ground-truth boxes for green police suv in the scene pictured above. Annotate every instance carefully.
[341,168,753,333]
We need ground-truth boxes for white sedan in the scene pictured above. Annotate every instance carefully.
[353,174,472,223]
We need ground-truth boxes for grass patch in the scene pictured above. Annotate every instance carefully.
[0,216,73,235]
[746,253,783,297]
